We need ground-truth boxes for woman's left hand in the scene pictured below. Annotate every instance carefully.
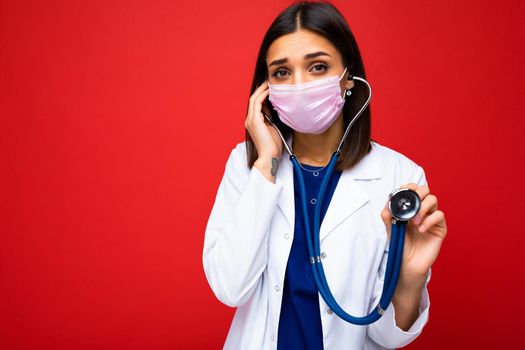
[381,183,448,285]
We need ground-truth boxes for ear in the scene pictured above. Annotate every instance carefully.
[345,80,355,91]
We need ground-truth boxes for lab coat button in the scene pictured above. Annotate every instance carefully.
[271,334,275,341]
[284,232,290,239]
[327,308,333,315]
[275,284,280,291]
[321,252,327,259]
[311,197,317,204]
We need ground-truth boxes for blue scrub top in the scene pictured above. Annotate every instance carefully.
[277,162,343,350]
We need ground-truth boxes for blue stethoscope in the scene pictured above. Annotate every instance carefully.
[263,75,422,325]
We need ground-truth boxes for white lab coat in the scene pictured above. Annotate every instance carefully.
[203,135,432,350]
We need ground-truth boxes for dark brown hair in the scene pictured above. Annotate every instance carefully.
[245,0,374,171]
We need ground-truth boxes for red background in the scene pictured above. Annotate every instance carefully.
[1,0,524,348]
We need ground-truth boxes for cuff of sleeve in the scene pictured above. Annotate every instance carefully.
[369,269,431,348]
[391,279,430,333]
[250,164,284,190]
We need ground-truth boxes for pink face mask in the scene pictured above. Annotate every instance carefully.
[267,67,349,134]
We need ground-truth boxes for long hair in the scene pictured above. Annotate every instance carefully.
[245,0,373,171]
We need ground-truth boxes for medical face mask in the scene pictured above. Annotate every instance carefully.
[267,67,349,134]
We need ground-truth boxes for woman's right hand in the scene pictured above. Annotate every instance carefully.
[245,80,283,162]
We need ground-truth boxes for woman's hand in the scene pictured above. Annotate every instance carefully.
[381,183,448,286]
[245,80,283,161]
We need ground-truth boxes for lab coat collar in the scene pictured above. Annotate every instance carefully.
[276,133,382,242]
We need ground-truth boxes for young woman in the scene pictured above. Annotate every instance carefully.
[203,1,447,349]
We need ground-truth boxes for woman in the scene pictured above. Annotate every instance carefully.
[203,1,447,349]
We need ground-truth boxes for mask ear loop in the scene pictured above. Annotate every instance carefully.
[339,67,352,99]
[339,67,349,81]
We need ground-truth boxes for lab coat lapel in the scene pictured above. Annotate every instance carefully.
[319,170,369,242]
[321,143,382,241]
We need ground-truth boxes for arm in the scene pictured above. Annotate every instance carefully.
[392,272,429,331]
[392,163,431,331]
[202,144,284,307]
[367,265,432,348]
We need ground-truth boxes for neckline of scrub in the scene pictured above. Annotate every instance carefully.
[298,162,325,170]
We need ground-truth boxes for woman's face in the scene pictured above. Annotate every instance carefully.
[266,29,354,93]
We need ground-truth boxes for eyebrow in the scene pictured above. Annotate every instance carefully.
[268,51,332,67]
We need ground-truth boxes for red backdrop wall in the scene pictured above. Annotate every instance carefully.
[1,0,524,348]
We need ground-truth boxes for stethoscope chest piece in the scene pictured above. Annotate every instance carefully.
[388,188,421,221]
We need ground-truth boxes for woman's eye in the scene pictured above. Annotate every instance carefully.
[273,70,288,78]
[271,64,327,79]
[311,63,328,72]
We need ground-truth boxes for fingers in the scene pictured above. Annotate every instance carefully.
[381,183,446,240]
[413,193,437,226]
[250,80,269,105]
[398,182,443,234]
[255,79,269,93]
[397,182,429,226]
[248,80,269,124]
[400,183,430,201]
[249,89,270,126]
[417,210,446,236]
[256,88,270,107]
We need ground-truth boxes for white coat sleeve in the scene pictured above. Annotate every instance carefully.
[366,164,432,348]
[202,143,284,307]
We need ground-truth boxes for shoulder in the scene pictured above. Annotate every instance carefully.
[370,140,421,169]
[232,140,248,159]
[229,140,249,171]
[369,140,428,187]
[221,140,251,181]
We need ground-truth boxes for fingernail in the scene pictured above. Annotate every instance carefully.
[418,224,426,233]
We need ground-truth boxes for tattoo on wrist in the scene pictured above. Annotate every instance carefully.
[271,157,279,177]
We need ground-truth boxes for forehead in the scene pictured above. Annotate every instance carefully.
[266,29,340,64]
